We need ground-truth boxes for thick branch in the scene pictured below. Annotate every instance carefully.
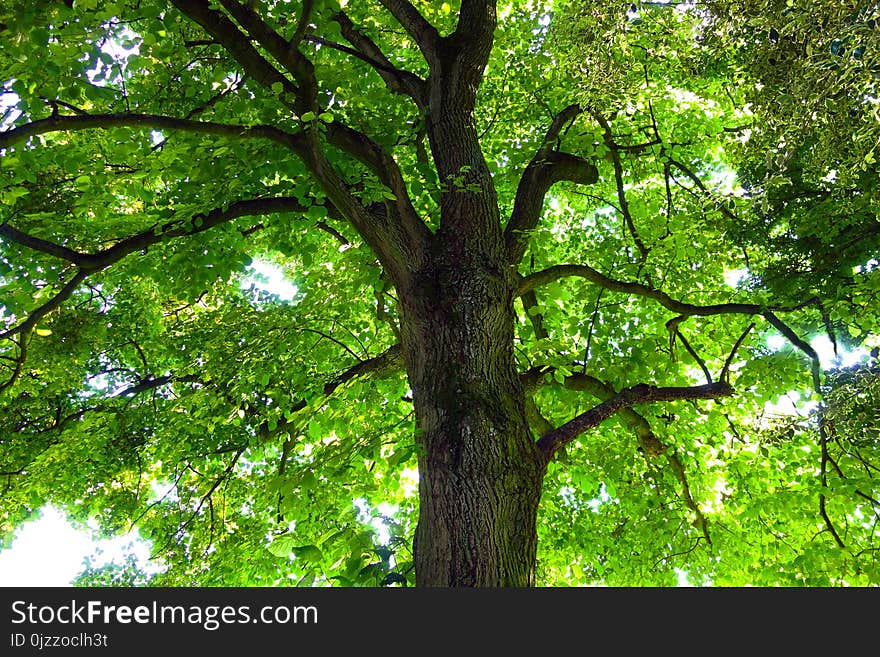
[519,289,548,340]
[505,105,598,264]
[323,122,431,267]
[536,381,734,461]
[450,0,497,73]
[376,0,440,66]
[217,0,318,110]
[524,368,716,542]
[764,311,821,390]
[170,1,429,276]
[524,394,555,438]
[0,223,88,264]
[171,0,298,96]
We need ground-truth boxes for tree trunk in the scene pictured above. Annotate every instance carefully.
[399,238,546,587]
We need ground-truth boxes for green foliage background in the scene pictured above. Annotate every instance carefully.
[0,0,878,585]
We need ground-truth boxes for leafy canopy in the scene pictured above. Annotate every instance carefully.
[1,0,878,586]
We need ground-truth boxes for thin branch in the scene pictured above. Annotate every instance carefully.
[258,344,403,441]
[331,11,427,107]
[300,327,363,363]
[819,417,846,548]
[517,264,760,316]
[582,286,605,373]
[665,452,712,545]
[536,381,734,462]
[0,112,306,154]
[587,108,649,262]
[720,323,755,382]
[673,326,713,384]
[521,263,821,385]
[0,331,29,392]
[0,270,88,340]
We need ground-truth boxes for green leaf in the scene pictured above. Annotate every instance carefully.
[291,545,323,563]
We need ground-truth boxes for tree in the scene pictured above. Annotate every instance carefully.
[0,0,877,587]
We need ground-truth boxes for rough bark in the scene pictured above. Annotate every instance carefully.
[385,2,547,586]
[398,240,545,586]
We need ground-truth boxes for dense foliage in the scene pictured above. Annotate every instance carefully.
[1,0,877,586]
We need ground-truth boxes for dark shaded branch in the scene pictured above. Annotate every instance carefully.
[523,366,711,540]
[666,453,712,545]
[763,312,821,390]
[819,417,846,548]
[332,11,427,107]
[171,0,299,97]
[720,322,755,382]
[520,289,548,340]
[323,344,402,393]
[171,1,428,276]
[0,197,310,347]
[516,264,762,316]
[522,368,665,458]
[0,223,88,264]
[673,327,713,384]
[0,112,306,154]
[587,108,649,261]
[114,373,201,398]
[376,0,440,66]
[0,331,29,392]
[323,122,431,268]
[259,344,403,440]
[536,381,734,462]
[80,196,313,272]
[506,105,598,264]
[217,0,318,109]
[0,270,88,340]
[520,264,822,385]
[289,0,314,51]
[2,197,320,270]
